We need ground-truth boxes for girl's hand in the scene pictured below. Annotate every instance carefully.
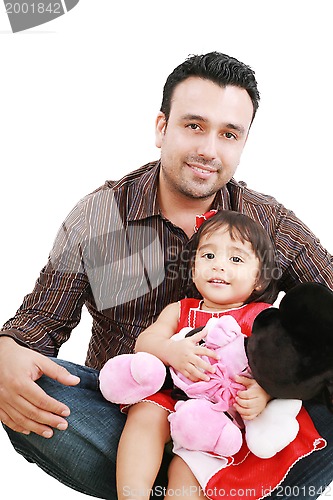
[233,375,271,420]
[166,328,219,382]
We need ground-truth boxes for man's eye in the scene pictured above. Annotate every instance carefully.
[203,253,215,260]
[224,132,236,140]
[187,123,200,131]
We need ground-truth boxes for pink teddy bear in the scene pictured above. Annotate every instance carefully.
[99,316,301,459]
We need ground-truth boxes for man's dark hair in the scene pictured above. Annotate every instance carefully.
[161,52,260,122]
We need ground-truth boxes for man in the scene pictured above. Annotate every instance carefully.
[0,52,332,498]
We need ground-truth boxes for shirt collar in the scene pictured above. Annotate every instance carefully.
[126,161,161,221]
[126,160,238,222]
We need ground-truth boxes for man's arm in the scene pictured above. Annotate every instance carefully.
[0,202,89,436]
[273,203,333,291]
[0,262,90,355]
[0,198,91,351]
[240,186,333,291]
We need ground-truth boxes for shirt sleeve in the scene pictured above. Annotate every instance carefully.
[271,203,333,291]
[239,183,333,293]
[0,201,91,356]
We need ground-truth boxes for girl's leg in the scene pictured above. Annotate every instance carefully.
[165,455,205,500]
[117,402,170,500]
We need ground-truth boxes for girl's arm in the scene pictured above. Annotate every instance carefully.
[135,303,219,382]
[135,302,180,359]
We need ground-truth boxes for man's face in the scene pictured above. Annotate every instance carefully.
[156,77,254,200]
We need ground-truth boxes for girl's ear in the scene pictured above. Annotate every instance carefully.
[191,263,196,283]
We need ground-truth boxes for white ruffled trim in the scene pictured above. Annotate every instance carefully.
[121,398,174,414]
[255,438,327,500]
[203,437,327,500]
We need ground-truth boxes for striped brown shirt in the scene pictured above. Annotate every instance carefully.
[1,161,332,370]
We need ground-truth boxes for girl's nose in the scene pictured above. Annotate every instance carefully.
[213,261,225,271]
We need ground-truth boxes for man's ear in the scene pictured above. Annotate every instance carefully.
[155,112,167,148]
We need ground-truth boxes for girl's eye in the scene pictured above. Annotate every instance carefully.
[230,256,243,263]
[203,253,215,260]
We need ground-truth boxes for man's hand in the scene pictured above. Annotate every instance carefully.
[0,337,80,438]
[165,329,219,382]
[233,375,271,420]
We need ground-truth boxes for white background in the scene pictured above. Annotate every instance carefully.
[0,0,332,498]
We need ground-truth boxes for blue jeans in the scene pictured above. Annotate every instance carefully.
[3,358,171,499]
[3,359,333,499]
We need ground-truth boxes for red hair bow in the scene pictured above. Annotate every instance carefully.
[194,209,218,232]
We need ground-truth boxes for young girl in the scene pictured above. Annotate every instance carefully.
[101,211,322,499]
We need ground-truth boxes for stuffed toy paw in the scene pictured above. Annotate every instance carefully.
[245,399,302,458]
[168,399,243,457]
[99,352,166,404]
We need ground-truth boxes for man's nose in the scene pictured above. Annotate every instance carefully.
[197,133,218,160]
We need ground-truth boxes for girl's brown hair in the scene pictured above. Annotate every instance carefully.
[186,210,280,304]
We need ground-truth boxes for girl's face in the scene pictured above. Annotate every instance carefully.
[193,227,261,311]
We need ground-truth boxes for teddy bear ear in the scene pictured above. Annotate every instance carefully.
[247,317,331,402]
[279,283,333,351]
[247,283,333,404]
[246,307,302,397]
[278,283,333,377]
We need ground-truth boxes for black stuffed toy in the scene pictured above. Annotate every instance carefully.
[247,282,333,409]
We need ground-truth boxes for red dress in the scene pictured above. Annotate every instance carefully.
[145,299,272,412]
[146,299,326,499]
